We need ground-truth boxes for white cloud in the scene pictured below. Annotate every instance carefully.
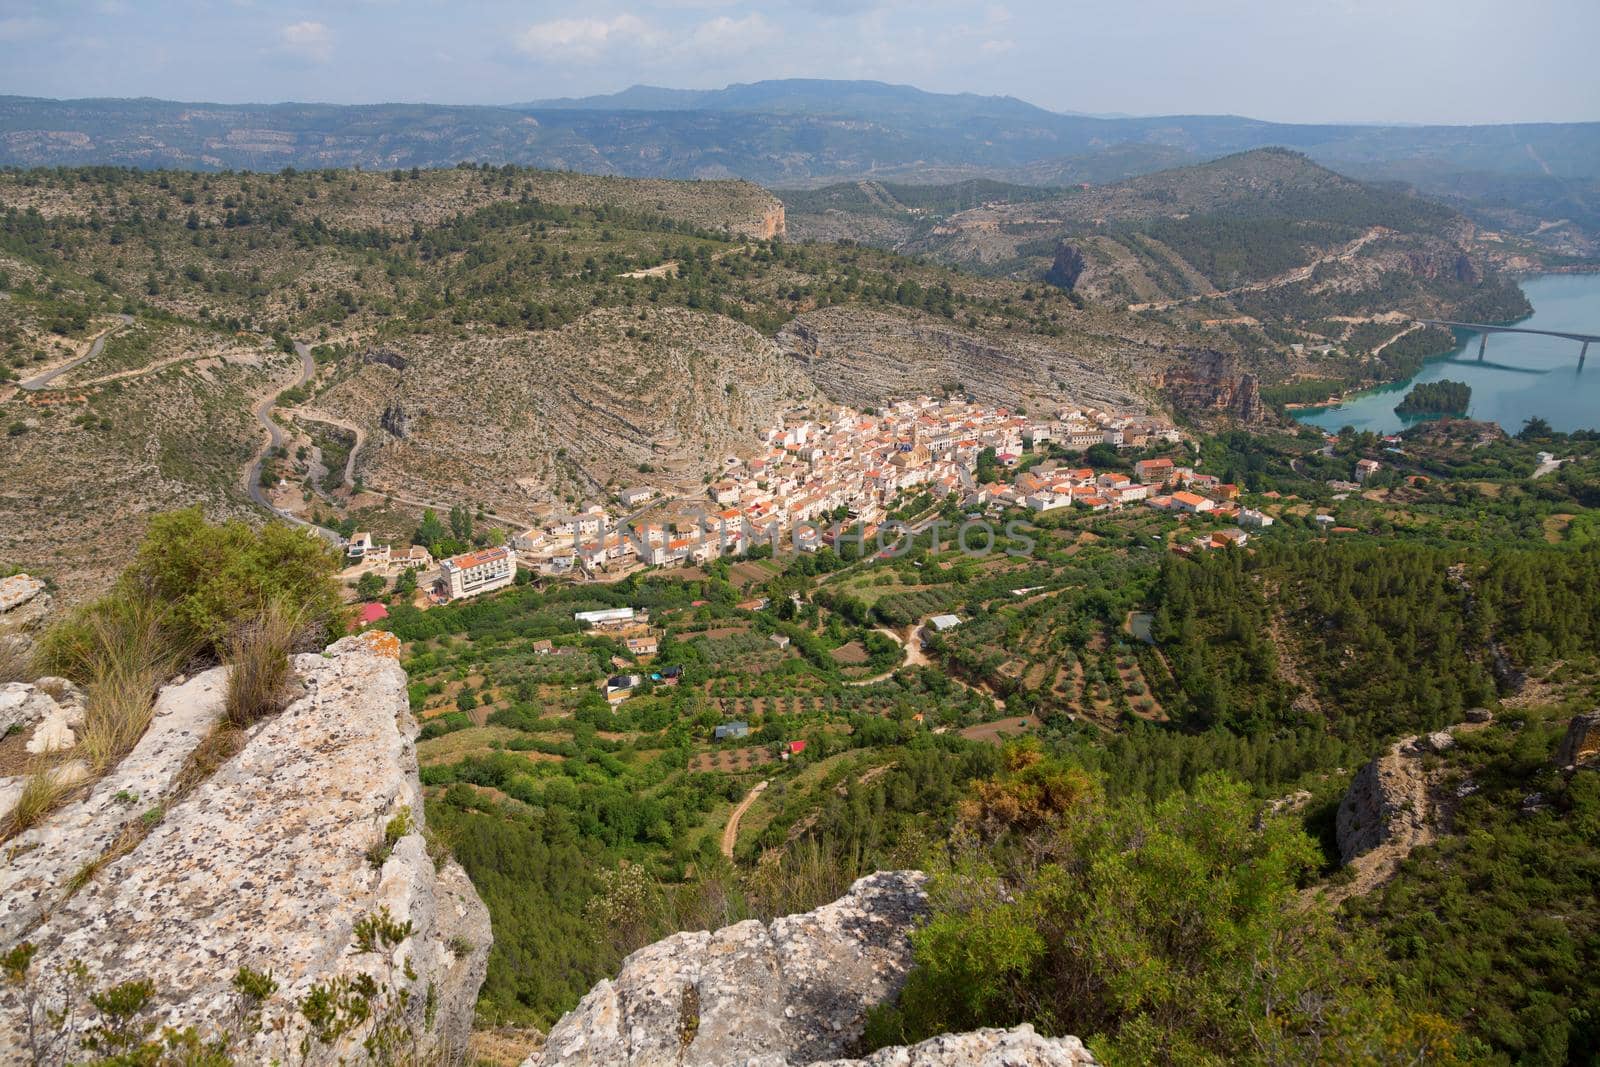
[277,20,334,64]
[515,15,656,61]
[684,14,777,55]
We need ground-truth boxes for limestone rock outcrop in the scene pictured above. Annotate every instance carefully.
[526,871,1096,1067]
[0,573,50,663]
[1555,711,1600,770]
[812,1025,1095,1066]
[0,633,491,1065]
[1336,734,1438,866]
[1044,242,1087,291]
[1156,351,1265,424]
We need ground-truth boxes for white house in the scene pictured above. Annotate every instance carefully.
[346,531,375,561]
[512,527,546,554]
[1170,491,1215,514]
[618,486,654,508]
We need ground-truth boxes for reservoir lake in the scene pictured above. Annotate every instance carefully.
[1292,274,1600,435]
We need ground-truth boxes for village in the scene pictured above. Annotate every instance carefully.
[337,396,1399,623]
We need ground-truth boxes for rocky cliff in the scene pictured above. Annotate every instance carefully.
[525,871,1094,1067]
[1327,727,1467,902]
[0,573,51,667]
[1155,351,1265,424]
[777,306,1149,416]
[0,632,491,1064]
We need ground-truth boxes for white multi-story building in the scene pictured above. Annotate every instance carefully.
[438,546,515,601]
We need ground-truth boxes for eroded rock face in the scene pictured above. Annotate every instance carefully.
[1045,243,1087,291]
[529,872,928,1067]
[1556,711,1600,770]
[1157,351,1265,424]
[0,635,491,1065]
[526,872,1096,1067]
[0,573,50,664]
[1336,735,1437,867]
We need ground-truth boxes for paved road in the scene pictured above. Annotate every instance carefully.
[247,343,340,542]
[19,315,133,391]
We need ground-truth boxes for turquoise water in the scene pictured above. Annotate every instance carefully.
[1292,274,1600,435]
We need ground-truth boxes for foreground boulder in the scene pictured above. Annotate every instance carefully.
[526,871,1094,1067]
[0,632,491,1065]
[812,1026,1095,1066]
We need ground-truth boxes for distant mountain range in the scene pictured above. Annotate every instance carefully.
[1,80,1596,250]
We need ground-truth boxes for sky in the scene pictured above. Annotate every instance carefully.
[0,0,1596,125]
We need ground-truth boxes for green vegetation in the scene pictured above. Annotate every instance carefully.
[1345,709,1600,1063]
[1396,378,1471,416]
[37,507,342,665]
[6,511,339,840]
[869,748,1477,1064]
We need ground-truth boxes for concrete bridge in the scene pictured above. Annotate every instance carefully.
[1417,319,1600,366]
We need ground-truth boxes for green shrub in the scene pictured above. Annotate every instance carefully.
[868,754,1479,1064]
[121,507,343,657]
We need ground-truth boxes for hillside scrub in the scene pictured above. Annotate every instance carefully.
[867,746,1479,1065]
[9,513,341,838]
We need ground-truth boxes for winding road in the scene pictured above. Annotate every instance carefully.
[246,342,340,541]
[19,315,133,391]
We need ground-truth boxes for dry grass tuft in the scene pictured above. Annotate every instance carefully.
[76,598,187,774]
[2,763,74,838]
[224,600,306,728]
[0,639,31,685]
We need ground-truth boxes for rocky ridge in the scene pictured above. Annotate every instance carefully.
[777,306,1149,416]
[526,870,1094,1067]
[1556,711,1600,771]
[317,306,823,516]
[0,633,491,1064]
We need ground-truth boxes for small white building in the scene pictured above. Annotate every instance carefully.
[346,531,375,561]
[575,607,636,628]
[512,527,546,553]
[392,545,433,570]
[1239,508,1275,529]
[929,614,963,633]
[438,546,515,601]
[618,486,655,508]
[1170,491,1215,514]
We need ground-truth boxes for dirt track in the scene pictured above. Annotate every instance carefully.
[721,779,769,858]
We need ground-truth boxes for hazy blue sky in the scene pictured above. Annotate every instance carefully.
[0,0,1595,124]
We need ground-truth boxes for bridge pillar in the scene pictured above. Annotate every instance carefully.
[1478,334,1488,361]
[1582,341,1589,369]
